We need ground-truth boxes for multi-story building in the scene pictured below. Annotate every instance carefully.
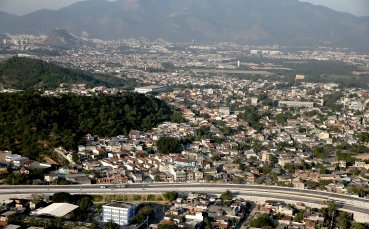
[174,170,187,182]
[194,171,204,181]
[102,202,136,226]
[278,101,314,108]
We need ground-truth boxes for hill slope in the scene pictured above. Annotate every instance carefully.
[0,0,368,50]
[0,92,173,159]
[45,28,80,49]
[0,57,123,90]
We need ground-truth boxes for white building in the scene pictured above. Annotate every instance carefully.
[102,202,136,226]
[8,155,29,167]
[250,50,260,55]
[134,85,166,94]
[32,203,79,218]
[349,101,364,111]
[278,101,314,108]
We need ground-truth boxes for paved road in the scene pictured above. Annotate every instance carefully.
[191,69,273,76]
[2,183,367,202]
[1,183,368,216]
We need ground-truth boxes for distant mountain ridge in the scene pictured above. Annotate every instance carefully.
[0,0,368,50]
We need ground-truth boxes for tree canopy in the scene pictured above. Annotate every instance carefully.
[105,220,120,229]
[249,213,273,228]
[0,92,172,159]
[239,105,263,131]
[0,57,124,90]
[219,190,233,201]
[52,192,73,203]
[158,225,178,229]
[130,205,154,224]
[163,191,178,202]
[156,137,182,154]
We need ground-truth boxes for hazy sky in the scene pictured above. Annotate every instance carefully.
[0,0,368,16]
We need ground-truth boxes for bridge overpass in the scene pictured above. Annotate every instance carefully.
[1,183,368,222]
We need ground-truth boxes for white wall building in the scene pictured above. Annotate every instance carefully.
[102,202,136,226]
[278,101,314,108]
[134,85,166,94]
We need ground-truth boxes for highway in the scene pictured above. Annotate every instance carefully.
[1,183,369,202]
[1,183,368,217]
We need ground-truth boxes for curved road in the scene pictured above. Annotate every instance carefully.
[1,183,368,217]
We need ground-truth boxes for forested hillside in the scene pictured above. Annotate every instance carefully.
[0,57,124,90]
[0,92,173,159]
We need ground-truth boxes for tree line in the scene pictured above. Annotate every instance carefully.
[0,57,126,90]
[0,92,173,159]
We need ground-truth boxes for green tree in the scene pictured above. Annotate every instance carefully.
[131,205,154,224]
[275,112,292,125]
[156,137,182,154]
[336,151,355,164]
[327,200,338,215]
[48,217,64,229]
[240,106,263,131]
[357,132,369,143]
[232,177,245,184]
[350,223,366,229]
[72,153,81,164]
[211,155,221,161]
[105,220,120,229]
[312,146,326,159]
[163,191,178,202]
[90,221,99,229]
[171,111,185,123]
[249,213,273,228]
[294,210,305,222]
[78,196,92,212]
[351,144,368,154]
[0,92,173,159]
[154,174,161,182]
[232,177,246,184]
[196,126,210,138]
[52,192,72,203]
[348,186,368,197]
[219,190,233,201]
[147,194,156,201]
[158,224,179,229]
[5,173,29,185]
[335,211,351,229]
[323,92,343,111]
[284,163,296,173]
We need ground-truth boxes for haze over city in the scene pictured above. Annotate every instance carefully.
[0,0,369,229]
[0,0,369,16]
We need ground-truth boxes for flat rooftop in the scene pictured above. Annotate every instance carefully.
[104,202,135,209]
[135,85,166,89]
[33,203,78,217]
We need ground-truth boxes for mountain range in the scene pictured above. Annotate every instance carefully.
[0,0,368,50]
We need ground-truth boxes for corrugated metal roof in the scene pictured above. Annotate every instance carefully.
[34,203,78,217]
